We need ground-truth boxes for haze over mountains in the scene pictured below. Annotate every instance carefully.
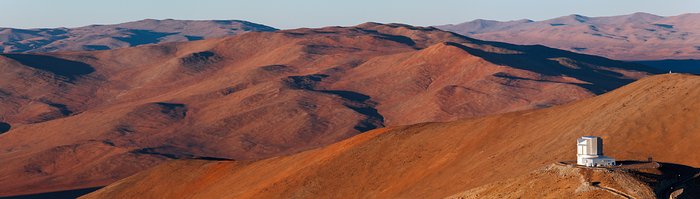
[0,19,277,53]
[436,12,700,61]
[0,22,659,196]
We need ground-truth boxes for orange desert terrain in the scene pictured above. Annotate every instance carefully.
[0,23,660,196]
[82,74,700,199]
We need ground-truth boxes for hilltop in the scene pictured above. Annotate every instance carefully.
[81,74,700,199]
[0,19,277,53]
[0,22,657,196]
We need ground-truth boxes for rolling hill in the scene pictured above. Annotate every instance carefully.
[0,23,658,196]
[0,19,277,53]
[81,74,700,199]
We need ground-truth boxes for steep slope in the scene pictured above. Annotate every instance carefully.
[82,74,700,199]
[436,12,700,60]
[0,19,277,53]
[0,23,657,196]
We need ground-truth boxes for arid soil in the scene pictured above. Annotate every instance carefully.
[81,74,700,199]
[0,22,662,196]
[449,162,699,199]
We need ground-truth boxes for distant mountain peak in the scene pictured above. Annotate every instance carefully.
[629,12,660,17]
[471,19,497,23]
[516,19,535,23]
[559,14,590,23]
[435,18,534,34]
[435,12,700,60]
[0,19,277,53]
[614,12,664,22]
[569,14,588,18]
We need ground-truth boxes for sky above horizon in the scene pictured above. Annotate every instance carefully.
[3,0,699,29]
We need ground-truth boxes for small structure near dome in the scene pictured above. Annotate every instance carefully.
[577,136,615,167]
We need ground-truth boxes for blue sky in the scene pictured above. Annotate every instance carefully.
[3,0,699,29]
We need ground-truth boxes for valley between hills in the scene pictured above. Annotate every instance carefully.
[81,74,700,199]
[0,13,699,199]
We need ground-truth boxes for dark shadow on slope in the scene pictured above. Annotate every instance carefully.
[213,20,279,32]
[284,74,329,90]
[0,186,103,199]
[633,60,700,74]
[0,122,10,134]
[184,35,204,41]
[154,102,186,115]
[131,146,233,161]
[676,173,700,198]
[81,45,110,51]
[28,101,74,124]
[150,103,188,122]
[321,90,370,102]
[356,28,417,47]
[613,161,700,199]
[110,102,187,138]
[1,54,94,82]
[653,24,674,29]
[320,90,383,132]
[46,102,73,116]
[179,51,222,73]
[441,41,662,94]
[180,51,218,64]
[131,147,198,159]
[376,34,416,46]
[653,162,700,198]
[284,74,384,132]
[113,30,178,46]
[446,32,662,74]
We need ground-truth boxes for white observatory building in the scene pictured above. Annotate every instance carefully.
[577,136,615,167]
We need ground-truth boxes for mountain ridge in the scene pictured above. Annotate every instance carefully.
[0,19,277,53]
[0,22,658,196]
[436,12,700,60]
[80,73,700,199]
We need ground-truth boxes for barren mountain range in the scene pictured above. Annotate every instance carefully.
[0,22,659,196]
[436,12,700,61]
[0,19,277,53]
[81,74,700,199]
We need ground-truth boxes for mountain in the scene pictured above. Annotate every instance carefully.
[436,12,700,61]
[0,19,277,53]
[0,23,657,196]
[80,74,700,199]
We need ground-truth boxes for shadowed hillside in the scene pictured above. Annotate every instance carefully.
[81,74,700,199]
[0,23,658,196]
